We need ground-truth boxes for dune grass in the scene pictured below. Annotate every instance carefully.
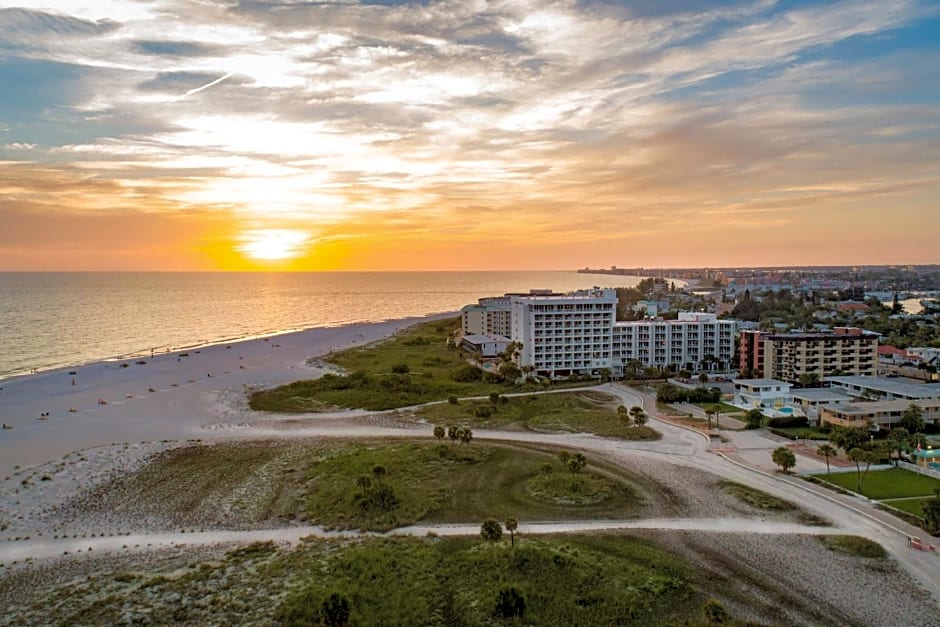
[718,481,795,512]
[416,390,661,440]
[32,534,725,627]
[248,317,595,412]
[818,535,887,559]
[92,440,645,532]
[274,535,700,626]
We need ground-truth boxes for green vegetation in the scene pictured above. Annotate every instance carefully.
[277,535,701,626]
[772,446,796,474]
[249,317,595,412]
[302,442,642,531]
[881,497,932,517]
[718,480,830,525]
[818,535,887,559]
[656,383,721,404]
[102,440,644,532]
[820,468,940,501]
[718,481,795,512]
[32,533,728,626]
[769,426,831,440]
[416,391,661,440]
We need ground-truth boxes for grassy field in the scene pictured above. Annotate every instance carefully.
[249,317,590,412]
[92,440,645,532]
[881,497,932,517]
[416,390,661,440]
[820,468,940,500]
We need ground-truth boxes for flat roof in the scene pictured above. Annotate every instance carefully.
[732,378,790,387]
[766,332,878,340]
[791,388,853,402]
[825,376,940,399]
[824,398,940,415]
[461,334,510,344]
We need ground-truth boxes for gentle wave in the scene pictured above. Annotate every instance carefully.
[0,271,643,379]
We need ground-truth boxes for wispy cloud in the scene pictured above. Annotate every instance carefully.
[0,0,938,269]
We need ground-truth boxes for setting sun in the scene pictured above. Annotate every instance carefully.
[236,229,310,261]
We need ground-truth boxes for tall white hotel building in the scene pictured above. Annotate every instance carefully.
[464,288,737,378]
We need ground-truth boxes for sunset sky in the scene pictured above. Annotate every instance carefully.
[1,0,939,271]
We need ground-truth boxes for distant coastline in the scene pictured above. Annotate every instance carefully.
[576,268,695,289]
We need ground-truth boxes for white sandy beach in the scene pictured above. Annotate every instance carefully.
[0,312,455,478]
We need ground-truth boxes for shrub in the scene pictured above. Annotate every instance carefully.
[493,586,526,619]
[447,395,459,405]
[482,371,503,384]
[450,364,483,382]
[767,416,809,428]
[501,363,521,383]
[391,363,410,374]
[474,405,494,419]
[480,518,503,542]
[703,598,729,624]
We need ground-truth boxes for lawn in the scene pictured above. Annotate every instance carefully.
[881,497,932,518]
[820,468,940,500]
[249,317,593,412]
[94,440,646,532]
[415,390,661,440]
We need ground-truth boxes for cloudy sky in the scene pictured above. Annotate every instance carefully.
[1,0,938,270]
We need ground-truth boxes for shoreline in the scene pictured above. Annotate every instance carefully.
[0,310,459,383]
[0,311,457,477]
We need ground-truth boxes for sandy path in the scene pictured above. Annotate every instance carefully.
[0,518,838,563]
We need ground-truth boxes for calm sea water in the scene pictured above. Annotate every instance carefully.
[0,272,642,378]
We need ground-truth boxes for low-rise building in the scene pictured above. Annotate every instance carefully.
[790,388,854,424]
[459,334,510,359]
[907,347,940,366]
[820,398,940,430]
[732,378,792,410]
[825,376,940,401]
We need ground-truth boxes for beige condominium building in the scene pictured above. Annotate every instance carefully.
[763,327,878,384]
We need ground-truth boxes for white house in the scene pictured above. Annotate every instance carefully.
[732,378,793,409]
[459,334,510,359]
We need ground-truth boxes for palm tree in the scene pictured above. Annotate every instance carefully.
[433,425,445,442]
[629,406,644,425]
[888,427,909,465]
[816,444,837,475]
[617,405,629,427]
[505,517,518,547]
[459,427,473,445]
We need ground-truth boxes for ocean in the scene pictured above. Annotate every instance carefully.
[0,271,643,379]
